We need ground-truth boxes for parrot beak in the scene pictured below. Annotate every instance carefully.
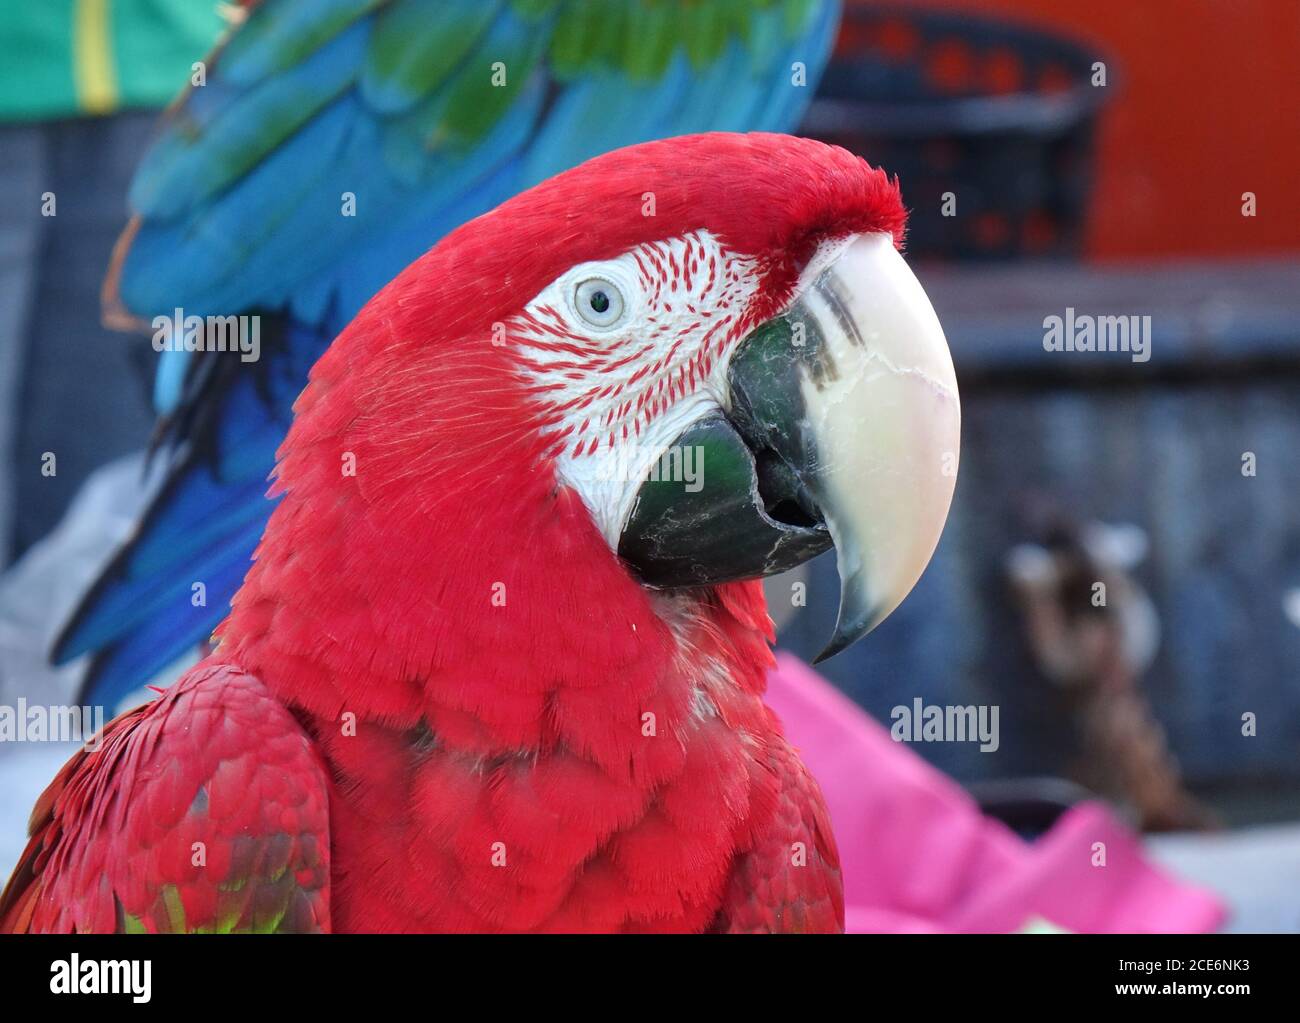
[618,232,960,660]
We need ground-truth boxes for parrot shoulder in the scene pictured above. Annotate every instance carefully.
[713,727,844,934]
[0,660,331,933]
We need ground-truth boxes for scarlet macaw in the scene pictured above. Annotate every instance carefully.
[5,132,959,932]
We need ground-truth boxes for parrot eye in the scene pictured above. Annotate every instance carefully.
[573,277,625,329]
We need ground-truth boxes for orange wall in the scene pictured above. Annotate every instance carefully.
[865,0,1300,260]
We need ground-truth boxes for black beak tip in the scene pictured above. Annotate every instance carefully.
[812,632,858,665]
[812,620,875,664]
[812,581,886,664]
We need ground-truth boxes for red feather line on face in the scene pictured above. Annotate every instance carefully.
[509,230,758,462]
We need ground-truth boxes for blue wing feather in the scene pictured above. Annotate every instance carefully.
[57,319,329,707]
[217,0,382,87]
[74,543,264,704]
[130,21,369,222]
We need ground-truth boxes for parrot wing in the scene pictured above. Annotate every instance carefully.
[106,0,838,383]
[713,733,844,933]
[54,316,324,710]
[56,0,840,710]
[0,662,331,933]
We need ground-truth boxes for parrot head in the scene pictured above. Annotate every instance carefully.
[256,132,958,675]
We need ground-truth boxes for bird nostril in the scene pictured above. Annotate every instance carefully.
[767,498,819,529]
[753,447,821,530]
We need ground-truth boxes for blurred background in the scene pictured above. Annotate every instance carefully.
[0,0,1297,931]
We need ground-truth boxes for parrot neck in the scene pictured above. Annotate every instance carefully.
[216,460,776,754]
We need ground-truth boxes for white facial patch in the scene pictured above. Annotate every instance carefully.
[509,230,760,543]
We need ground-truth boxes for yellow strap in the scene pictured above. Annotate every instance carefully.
[73,0,118,114]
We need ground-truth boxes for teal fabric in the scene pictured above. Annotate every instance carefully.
[0,1,224,121]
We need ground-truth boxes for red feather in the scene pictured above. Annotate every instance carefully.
[1,663,330,932]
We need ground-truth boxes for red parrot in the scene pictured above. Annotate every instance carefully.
[2,133,959,933]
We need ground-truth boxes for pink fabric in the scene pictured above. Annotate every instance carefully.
[766,652,1225,934]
